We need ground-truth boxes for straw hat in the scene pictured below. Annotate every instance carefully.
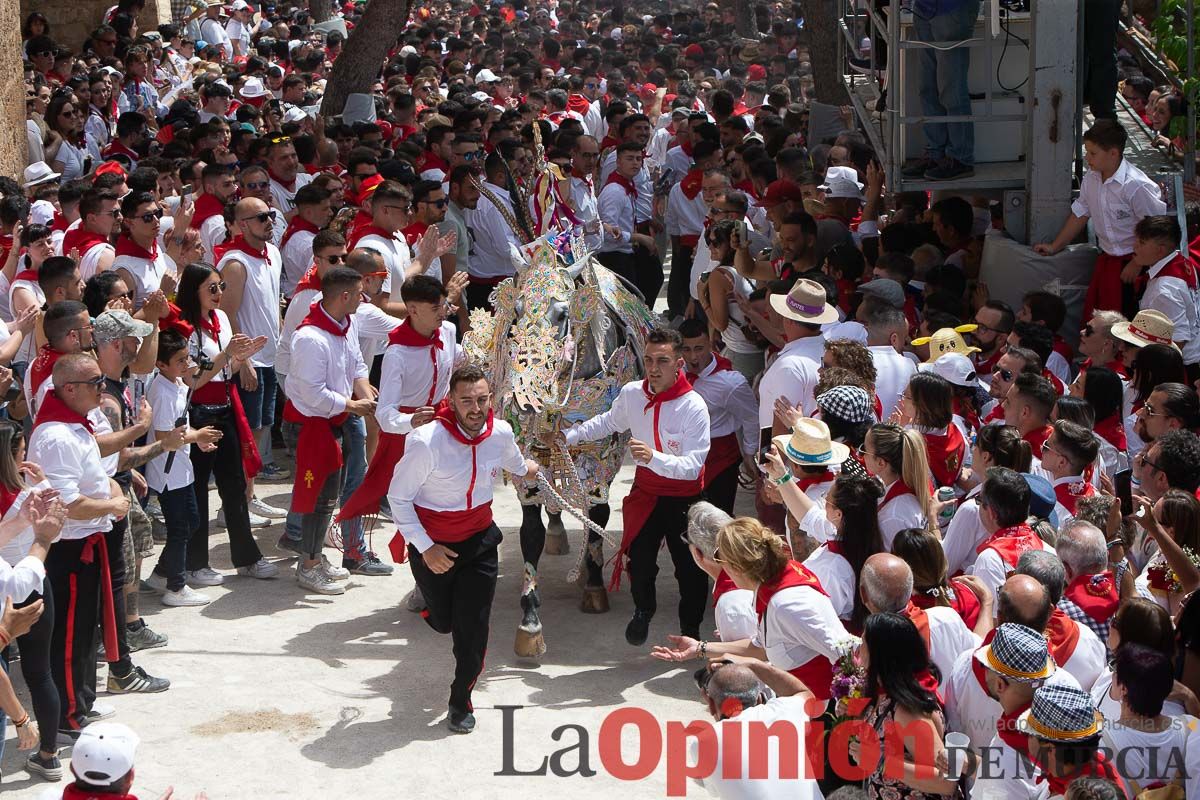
[910,325,981,363]
[769,278,839,325]
[772,418,850,467]
[1110,309,1179,352]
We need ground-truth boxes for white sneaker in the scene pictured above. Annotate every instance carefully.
[236,558,280,579]
[319,553,350,582]
[216,508,272,529]
[297,563,345,595]
[163,585,211,606]
[249,497,288,519]
[142,572,168,594]
[186,567,225,587]
[87,701,116,721]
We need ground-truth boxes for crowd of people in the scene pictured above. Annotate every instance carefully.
[7,0,1200,796]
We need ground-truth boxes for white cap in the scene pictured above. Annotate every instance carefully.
[919,352,980,387]
[474,68,501,83]
[230,0,252,10]
[72,723,139,787]
[30,199,56,226]
[282,105,307,123]
[819,165,864,200]
[470,90,492,103]
[824,320,869,344]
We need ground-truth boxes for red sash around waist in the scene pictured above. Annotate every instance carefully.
[703,433,742,485]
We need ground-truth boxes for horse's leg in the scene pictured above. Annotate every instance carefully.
[580,502,611,614]
[544,509,569,554]
[516,503,547,657]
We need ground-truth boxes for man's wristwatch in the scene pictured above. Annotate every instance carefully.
[698,640,708,659]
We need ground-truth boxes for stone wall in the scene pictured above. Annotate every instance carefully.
[1,0,27,178]
[19,0,173,57]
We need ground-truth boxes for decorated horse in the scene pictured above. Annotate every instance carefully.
[462,230,657,657]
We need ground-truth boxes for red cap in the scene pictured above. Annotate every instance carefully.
[747,64,767,81]
[639,83,657,95]
[375,119,394,141]
[759,180,805,208]
[95,160,127,178]
[684,44,704,58]
[353,174,384,206]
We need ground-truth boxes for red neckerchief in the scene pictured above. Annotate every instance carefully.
[924,424,966,488]
[975,347,1004,377]
[61,228,110,259]
[1053,477,1095,515]
[643,371,693,452]
[34,390,94,433]
[0,483,20,517]
[29,344,63,402]
[903,601,932,652]
[913,667,944,706]
[267,169,296,191]
[12,267,38,285]
[1080,357,1130,380]
[1023,425,1053,459]
[1062,572,1120,624]
[62,784,138,800]
[975,523,1043,568]
[1036,749,1124,796]
[421,152,449,173]
[102,139,140,162]
[754,560,827,618]
[390,319,444,406]
[201,309,221,339]
[433,403,494,446]
[796,469,834,493]
[952,397,980,433]
[599,134,621,151]
[114,232,158,261]
[293,265,322,295]
[297,302,350,338]
[1153,251,1199,291]
[685,352,733,383]
[566,93,592,115]
[997,702,1033,755]
[51,212,70,233]
[880,480,915,507]
[1094,413,1126,451]
[604,171,638,199]
[1052,335,1074,362]
[733,178,758,199]
[280,214,319,250]
[681,167,704,200]
[223,234,267,261]
[1044,608,1081,665]
[910,580,982,631]
[712,569,738,608]
[401,220,430,247]
[347,223,395,250]
[190,192,226,229]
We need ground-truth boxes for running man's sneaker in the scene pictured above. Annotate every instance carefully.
[26,752,62,781]
[447,706,475,734]
[186,567,225,587]
[237,558,280,579]
[107,666,170,694]
[163,586,211,606]
[343,552,394,576]
[249,496,288,518]
[297,563,345,595]
[404,587,427,613]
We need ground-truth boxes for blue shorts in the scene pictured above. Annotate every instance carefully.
[237,365,277,430]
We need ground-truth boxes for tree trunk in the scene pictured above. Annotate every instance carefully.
[320,0,413,117]
[734,0,758,39]
[805,0,843,105]
[309,0,331,24]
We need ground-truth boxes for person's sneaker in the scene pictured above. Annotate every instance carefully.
[297,563,346,595]
[901,156,938,178]
[276,534,305,555]
[237,558,280,579]
[319,553,351,582]
[447,706,476,734]
[924,158,975,181]
[257,463,292,482]
[163,585,211,606]
[343,552,394,576]
[249,496,288,519]
[625,609,652,646]
[85,702,116,722]
[186,567,225,587]
[217,508,273,529]
[26,752,62,781]
[126,621,168,652]
[107,665,170,694]
[404,587,427,613]
[141,572,168,594]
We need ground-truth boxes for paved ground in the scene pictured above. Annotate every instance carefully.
[0,464,756,799]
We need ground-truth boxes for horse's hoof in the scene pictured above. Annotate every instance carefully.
[514,627,547,658]
[544,528,570,555]
[580,585,610,614]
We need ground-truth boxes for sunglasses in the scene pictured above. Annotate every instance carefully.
[206,280,228,294]
[110,289,135,301]
[320,253,347,263]
[459,151,483,161]
[136,209,164,223]
[268,134,291,145]
[418,198,449,208]
[1141,403,1171,418]
[243,180,270,191]
[993,367,1014,382]
[64,375,105,388]
[240,211,277,224]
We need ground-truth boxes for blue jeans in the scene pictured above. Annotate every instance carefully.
[236,366,277,431]
[913,0,981,164]
[283,415,367,558]
[154,484,200,591]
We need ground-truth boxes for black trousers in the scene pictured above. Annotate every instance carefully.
[466,281,499,313]
[1083,0,1120,119]
[15,576,59,753]
[188,404,264,570]
[667,242,695,319]
[627,495,709,633]
[408,523,502,713]
[46,535,105,730]
[703,460,742,517]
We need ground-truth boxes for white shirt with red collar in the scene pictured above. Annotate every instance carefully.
[711,574,758,643]
[216,239,282,368]
[1069,159,1167,256]
[387,414,528,553]
[377,320,463,436]
[268,171,315,216]
[688,353,758,461]
[753,581,849,675]
[1051,474,1096,529]
[284,306,368,419]
[1053,614,1107,692]
[353,228,418,295]
[280,224,318,297]
[802,541,855,620]
[664,173,707,244]
[27,412,114,540]
[564,378,711,481]
[112,239,176,311]
[970,526,1057,607]
[878,480,928,550]
[919,604,982,694]
[1141,250,1200,364]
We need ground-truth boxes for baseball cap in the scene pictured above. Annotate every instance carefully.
[856,278,905,309]
[94,311,155,344]
[758,179,804,208]
[919,352,980,387]
[747,64,767,81]
[474,68,501,83]
[72,723,139,786]
[684,43,704,58]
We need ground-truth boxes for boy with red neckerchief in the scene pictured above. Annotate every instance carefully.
[112,191,176,312]
[596,141,660,302]
[283,267,377,596]
[563,327,711,646]
[387,364,540,734]
[1042,422,1099,529]
[279,184,334,297]
[1130,215,1200,378]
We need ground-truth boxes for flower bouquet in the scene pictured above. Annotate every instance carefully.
[830,637,866,722]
